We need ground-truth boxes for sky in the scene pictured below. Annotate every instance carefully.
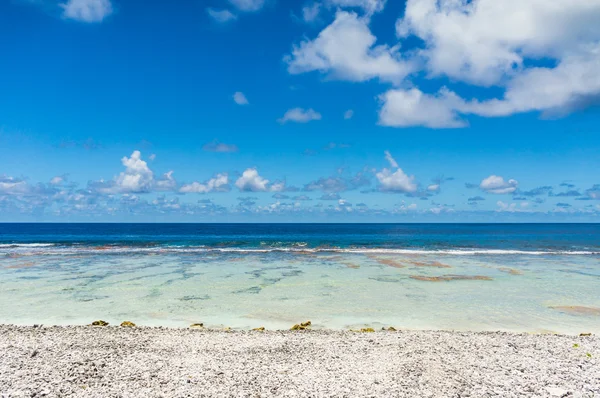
[0,0,599,222]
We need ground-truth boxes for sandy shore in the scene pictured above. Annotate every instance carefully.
[0,326,598,397]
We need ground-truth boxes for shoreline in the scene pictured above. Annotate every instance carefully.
[1,326,598,397]
[0,322,597,336]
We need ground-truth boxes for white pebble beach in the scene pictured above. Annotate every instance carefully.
[0,325,599,397]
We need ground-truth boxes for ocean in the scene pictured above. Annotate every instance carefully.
[1,223,599,333]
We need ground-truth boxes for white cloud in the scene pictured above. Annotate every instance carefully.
[155,171,177,191]
[228,0,265,12]
[427,184,440,192]
[113,151,154,193]
[326,0,387,15]
[285,11,414,84]
[343,109,354,119]
[149,154,157,161]
[60,0,113,23]
[90,151,157,194]
[378,88,466,128]
[50,176,64,185]
[496,201,520,212]
[278,108,322,124]
[480,175,518,194]
[465,49,600,117]
[302,2,321,22]
[397,0,600,86]
[372,0,600,126]
[376,151,417,193]
[235,168,280,192]
[383,150,398,168]
[269,181,286,192]
[233,92,249,105]
[207,8,237,23]
[0,177,30,195]
[180,174,229,194]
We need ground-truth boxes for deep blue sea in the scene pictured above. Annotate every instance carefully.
[1,223,599,253]
[1,223,599,333]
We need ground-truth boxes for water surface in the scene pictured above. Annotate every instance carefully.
[1,223,599,333]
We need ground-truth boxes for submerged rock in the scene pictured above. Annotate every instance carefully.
[499,267,524,275]
[291,321,312,331]
[580,333,593,336]
[360,328,375,333]
[120,321,136,327]
[91,320,109,326]
[252,327,265,331]
[190,323,204,328]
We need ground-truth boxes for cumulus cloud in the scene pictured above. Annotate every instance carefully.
[235,168,284,192]
[88,151,178,194]
[283,0,600,128]
[373,0,600,127]
[376,151,417,193]
[202,141,239,153]
[207,8,237,22]
[60,0,113,23]
[278,108,322,124]
[397,0,600,86]
[285,11,414,84]
[93,150,154,194]
[180,174,230,194]
[378,88,466,128]
[480,175,518,194]
[233,92,249,105]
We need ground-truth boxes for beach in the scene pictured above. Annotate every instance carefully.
[0,325,598,397]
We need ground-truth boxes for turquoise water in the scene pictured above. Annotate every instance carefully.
[1,224,599,333]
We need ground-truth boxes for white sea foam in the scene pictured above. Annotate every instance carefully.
[1,245,599,256]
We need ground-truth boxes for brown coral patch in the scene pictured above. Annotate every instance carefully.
[549,306,600,316]
[343,263,360,269]
[499,267,523,275]
[371,258,405,268]
[408,260,452,268]
[410,274,493,282]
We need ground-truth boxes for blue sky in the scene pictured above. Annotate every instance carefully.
[1,0,599,222]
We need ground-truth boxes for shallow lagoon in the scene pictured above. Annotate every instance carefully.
[1,246,599,334]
